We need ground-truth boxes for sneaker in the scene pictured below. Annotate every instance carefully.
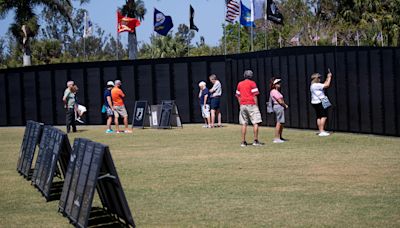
[252,140,263,146]
[202,125,208,128]
[240,141,248,147]
[273,139,285,143]
[105,129,114,133]
[76,117,84,124]
[116,130,124,133]
[318,131,330,137]
[124,130,133,133]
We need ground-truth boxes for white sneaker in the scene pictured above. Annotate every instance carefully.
[202,125,208,128]
[318,131,330,137]
[273,139,285,143]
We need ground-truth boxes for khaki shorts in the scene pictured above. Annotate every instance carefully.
[239,105,262,125]
[201,104,210,118]
[273,105,285,124]
[114,105,128,118]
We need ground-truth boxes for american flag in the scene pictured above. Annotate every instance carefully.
[225,0,240,23]
[290,34,300,43]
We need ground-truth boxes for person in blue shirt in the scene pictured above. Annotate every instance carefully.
[104,81,114,133]
[198,81,211,128]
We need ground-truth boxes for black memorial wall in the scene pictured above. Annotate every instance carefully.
[1,46,399,136]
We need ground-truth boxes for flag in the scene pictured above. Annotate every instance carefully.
[290,33,300,46]
[117,11,140,33]
[355,31,360,46]
[190,5,199,32]
[355,31,360,41]
[240,1,254,27]
[312,34,320,41]
[376,31,383,41]
[154,8,174,36]
[83,12,93,38]
[266,0,283,24]
[253,0,264,20]
[225,0,240,23]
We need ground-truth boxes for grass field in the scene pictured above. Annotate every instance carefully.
[0,124,400,227]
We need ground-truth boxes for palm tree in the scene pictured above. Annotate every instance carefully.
[120,0,146,60]
[0,0,76,66]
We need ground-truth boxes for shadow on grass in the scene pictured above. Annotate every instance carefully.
[87,207,128,228]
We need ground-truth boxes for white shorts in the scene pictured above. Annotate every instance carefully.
[201,104,210,118]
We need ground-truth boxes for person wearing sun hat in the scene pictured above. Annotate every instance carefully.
[269,77,289,143]
[310,69,333,136]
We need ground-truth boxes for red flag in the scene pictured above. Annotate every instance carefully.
[117,11,140,33]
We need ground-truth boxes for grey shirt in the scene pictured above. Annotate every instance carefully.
[63,88,76,108]
[210,80,222,97]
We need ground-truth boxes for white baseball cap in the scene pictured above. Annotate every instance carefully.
[273,79,282,85]
[107,81,114,86]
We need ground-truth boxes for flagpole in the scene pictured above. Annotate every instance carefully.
[238,23,241,53]
[188,4,190,57]
[315,33,318,46]
[264,0,267,50]
[357,31,360,47]
[250,0,254,52]
[224,24,227,55]
[116,10,119,60]
[83,12,86,60]
[335,32,338,46]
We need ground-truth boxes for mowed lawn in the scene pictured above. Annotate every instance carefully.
[0,124,400,227]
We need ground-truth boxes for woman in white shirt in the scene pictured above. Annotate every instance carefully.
[310,71,332,136]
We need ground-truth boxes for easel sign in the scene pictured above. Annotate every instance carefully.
[132,100,150,128]
[158,100,183,129]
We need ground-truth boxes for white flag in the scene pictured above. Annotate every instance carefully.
[83,12,93,38]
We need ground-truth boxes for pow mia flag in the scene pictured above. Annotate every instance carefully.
[267,0,283,24]
[132,101,151,128]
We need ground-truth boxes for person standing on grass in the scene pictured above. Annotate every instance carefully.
[310,70,333,136]
[62,81,77,133]
[236,70,263,147]
[104,81,115,133]
[198,81,211,128]
[111,80,132,133]
[269,78,289,143]
[209,74,222,128]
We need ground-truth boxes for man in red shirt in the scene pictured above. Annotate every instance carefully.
[236,70,263,146]
[111,80,132,133]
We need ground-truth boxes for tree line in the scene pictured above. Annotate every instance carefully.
[1,0,399,69]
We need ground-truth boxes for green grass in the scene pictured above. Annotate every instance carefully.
[1,124,400,227]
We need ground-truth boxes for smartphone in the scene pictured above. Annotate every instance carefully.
[328,68,331,73]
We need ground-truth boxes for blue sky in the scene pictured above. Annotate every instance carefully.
[0,0,236,47]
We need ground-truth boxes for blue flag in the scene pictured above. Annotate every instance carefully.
[154,8,173,36]
[240,1,254,27]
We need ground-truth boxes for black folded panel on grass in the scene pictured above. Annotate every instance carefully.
[31,126,72,201]
[59,138,135,228]
[17,120,44,179]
